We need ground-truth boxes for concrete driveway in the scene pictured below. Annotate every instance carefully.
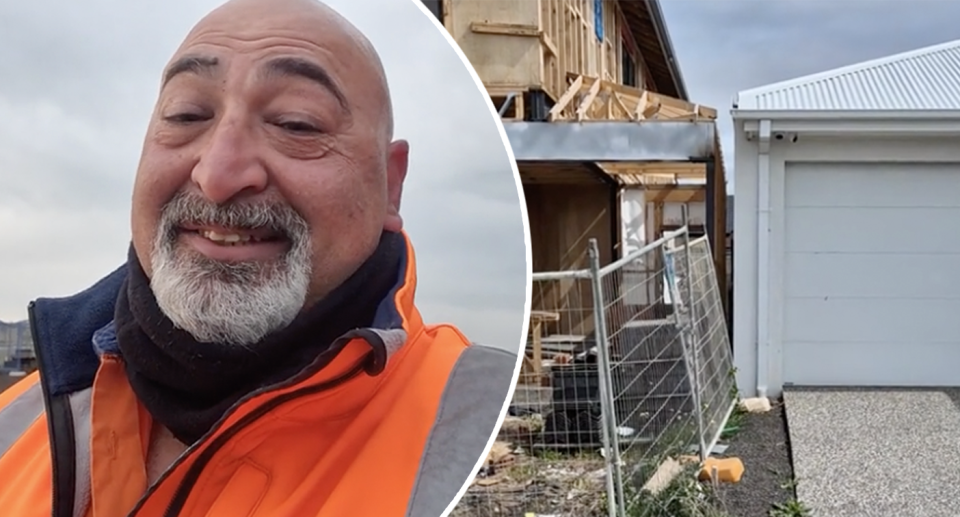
[784,388,960,517]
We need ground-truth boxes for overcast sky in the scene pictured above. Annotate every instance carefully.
[0,0,528,352]
[659,0,960,192]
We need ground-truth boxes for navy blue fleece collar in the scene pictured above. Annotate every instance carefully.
[31,236,411,398]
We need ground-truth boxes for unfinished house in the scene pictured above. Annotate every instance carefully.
[422,6,735,513]
[427,0,727,348]
[425,5,735,512]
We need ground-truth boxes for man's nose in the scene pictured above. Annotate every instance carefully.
[191,114,268,204]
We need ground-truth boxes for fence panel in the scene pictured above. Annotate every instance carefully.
[665,235,737,467]
[451,268,615,517]
[594,229,701,514]
[452,228,736,517]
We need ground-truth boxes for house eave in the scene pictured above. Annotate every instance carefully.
[733,110,960,138]
[643,0,688,100]
[617,0,688,100]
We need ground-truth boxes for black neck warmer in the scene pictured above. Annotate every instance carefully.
[114,231,404,445]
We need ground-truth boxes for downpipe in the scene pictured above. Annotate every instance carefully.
[756,120,772,399]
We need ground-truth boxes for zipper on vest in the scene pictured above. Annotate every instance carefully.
[29,303,77,517]
[118,356,367,517]
[160,360,366,517]
[123,330,387,517]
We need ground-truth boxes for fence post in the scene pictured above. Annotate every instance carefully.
[680,207,709,463]
[588,238,626,517]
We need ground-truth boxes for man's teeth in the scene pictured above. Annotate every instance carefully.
[201,230,265,244]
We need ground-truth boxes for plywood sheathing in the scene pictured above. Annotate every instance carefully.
[524,178,615,273]
[442,0,648,111]
[525,179,613,344]
[520,161,612,185]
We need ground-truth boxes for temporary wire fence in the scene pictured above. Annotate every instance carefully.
[451,225,736,517]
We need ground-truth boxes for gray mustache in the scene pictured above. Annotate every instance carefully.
[158,191,309,241]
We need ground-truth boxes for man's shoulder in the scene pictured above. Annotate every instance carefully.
[434,334,517,396]
[417,324,518,368]
[457,342,518,371]
[402,337,518,517]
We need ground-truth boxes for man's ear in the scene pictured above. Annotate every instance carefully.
[383,139,409,232]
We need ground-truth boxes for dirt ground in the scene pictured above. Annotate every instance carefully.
[713,399,796,517]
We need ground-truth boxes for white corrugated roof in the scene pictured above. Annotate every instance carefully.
[736,39,960,111]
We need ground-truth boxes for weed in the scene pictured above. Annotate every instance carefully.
[770,469,811,516]
[504,462,536,480]
[624,464,734,517]
[720,404,746,440]
[718,366,745,440]
[779,476,798,492]
[532,448,565,461]
[769,499,812,517]
[727,366,740,401]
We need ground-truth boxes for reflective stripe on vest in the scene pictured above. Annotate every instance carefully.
[0,342,519,517]
[405,343,517,517]
[0,380,45,460]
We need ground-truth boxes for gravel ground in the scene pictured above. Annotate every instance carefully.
[785,388,960,517]
[714,398,795,517]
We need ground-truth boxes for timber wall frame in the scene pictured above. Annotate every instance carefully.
[505,121,728,319]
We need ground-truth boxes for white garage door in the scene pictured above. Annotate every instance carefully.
[783,162,960,386]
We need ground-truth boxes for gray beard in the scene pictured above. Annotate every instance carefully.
[147,193,313,346]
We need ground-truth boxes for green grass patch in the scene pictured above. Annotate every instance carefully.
[769,499,813,517]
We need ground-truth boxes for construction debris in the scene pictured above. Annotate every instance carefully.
[484,441,516,468]
[453,450,609,517]
[699,457,745,484]
[739,397,773,414]
[498,415,544,443]
[641,457,686,495]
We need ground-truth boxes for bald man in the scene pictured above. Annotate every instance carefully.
[0,1,516,516]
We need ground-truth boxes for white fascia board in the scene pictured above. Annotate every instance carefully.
[731,109,960,121]
[734,110,960,138]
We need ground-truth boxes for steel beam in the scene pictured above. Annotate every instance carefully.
[503,121,716,162]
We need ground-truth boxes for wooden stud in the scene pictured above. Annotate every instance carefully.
[601,85,614,119]
[635,90,649,120]
[567,72,718,119]
[469,21,540,37]
[541,32,559,57]
[576,75,602,121]
[612,91,633,120]
[548,74,584,121]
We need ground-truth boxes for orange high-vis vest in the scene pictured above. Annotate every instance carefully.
[0,232,517,517]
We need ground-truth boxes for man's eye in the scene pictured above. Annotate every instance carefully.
[164,113,209,124]
[276,121,321,134]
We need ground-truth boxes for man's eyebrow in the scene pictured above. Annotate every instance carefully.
[163,55,219,86]
[262,57,349,111]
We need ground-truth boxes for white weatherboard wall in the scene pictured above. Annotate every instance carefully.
[733,38,960,397]
[733,132,960,397]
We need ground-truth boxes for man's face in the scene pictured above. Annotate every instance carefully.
[130,0,408,345]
